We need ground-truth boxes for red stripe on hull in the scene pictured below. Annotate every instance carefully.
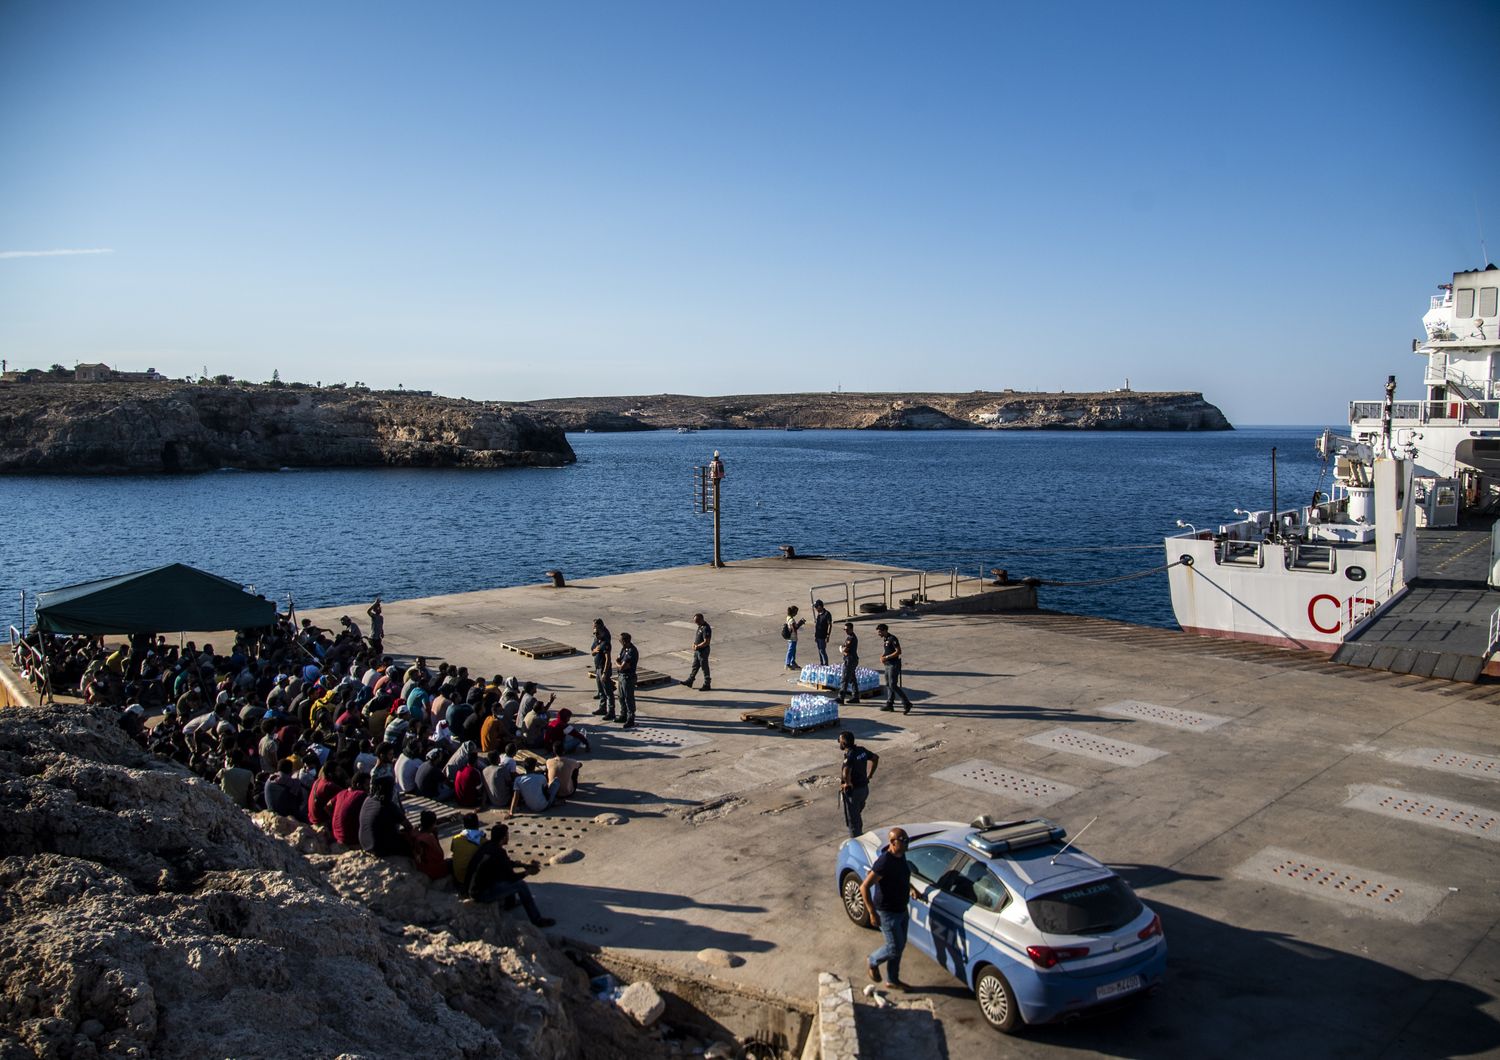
[1177,625,1339,654]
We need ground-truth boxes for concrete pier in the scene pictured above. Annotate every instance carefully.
[294,555,1497,1056]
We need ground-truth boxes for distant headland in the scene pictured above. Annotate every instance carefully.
[0,374,1230,474]
[522,389,1233,433]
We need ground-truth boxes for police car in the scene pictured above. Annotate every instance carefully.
[836,817,1165,1031]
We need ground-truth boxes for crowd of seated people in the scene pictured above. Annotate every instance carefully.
[20,610,586,914]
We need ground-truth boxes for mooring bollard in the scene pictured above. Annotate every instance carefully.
[545,570,566,588]
[779,545,797,559]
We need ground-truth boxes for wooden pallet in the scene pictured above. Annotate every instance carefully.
[398,793,464,838]
[500,637,579,660]
[739,703,839,735]
[797,679,882,694]
[586,666,677,690]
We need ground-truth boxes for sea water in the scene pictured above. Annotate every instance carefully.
[1,426,1327,631]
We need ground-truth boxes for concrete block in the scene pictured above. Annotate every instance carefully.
[617,980,666,1027]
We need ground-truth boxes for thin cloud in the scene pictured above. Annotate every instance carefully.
[0,248,114,259]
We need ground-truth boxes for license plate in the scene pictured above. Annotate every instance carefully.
[1096,975,1142,1000]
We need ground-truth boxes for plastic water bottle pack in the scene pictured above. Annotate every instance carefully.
[785,693,839,730]
[797,663,881,693]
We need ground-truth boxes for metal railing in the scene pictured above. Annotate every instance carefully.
[1343,562,1403,636]
[889,572,924,606]
[851,577,888,614]
[1350,399,1500,423]
[7,625,51,701]
[809,581,853,620]
[1488,605,1500,658]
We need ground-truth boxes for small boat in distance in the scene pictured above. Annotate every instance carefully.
[676,427,697,434]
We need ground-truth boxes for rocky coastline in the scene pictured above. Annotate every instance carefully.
[0,382,1230,474]
[0,383,576,474]
[521,389,1232,432]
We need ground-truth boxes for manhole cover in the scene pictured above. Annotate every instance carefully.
[1233,847,1444,923]
[465,622,503,634]
[930,760,1078,806]
[1100,700,1228,731]
[1390,748,1500,780]
[1024,727,1166,767]
[1345,785,1499,841]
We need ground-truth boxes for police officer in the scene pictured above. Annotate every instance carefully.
[683,613,712,691]
[589,618,615,719]
[616,632,639,728]
[836,622,860,705]
[876,623,913,714]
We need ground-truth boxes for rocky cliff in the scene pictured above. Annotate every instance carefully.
[522,390,1232,432]
[0,383,576,474]
[0,704,660,1059]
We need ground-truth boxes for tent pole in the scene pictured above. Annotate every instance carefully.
[36,630,52,705]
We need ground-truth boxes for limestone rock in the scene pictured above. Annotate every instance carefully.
[593,812,628,826]
[0,381,576,474]
[0,703,664,1059]
[695,947,743,969]
[549,848,583,864]
[616,981,666,1027]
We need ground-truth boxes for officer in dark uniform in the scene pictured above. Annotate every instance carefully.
[876,623,913,714]
[616,632,639,728]
[683,613,712,691]
[590,618,615,719]
[837,622,860,705]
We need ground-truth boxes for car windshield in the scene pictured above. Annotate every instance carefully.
[1027,877,1142,935]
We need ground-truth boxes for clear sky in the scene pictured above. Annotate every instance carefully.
[2,1,1497,425]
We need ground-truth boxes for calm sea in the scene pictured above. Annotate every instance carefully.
[3,427,1328,631]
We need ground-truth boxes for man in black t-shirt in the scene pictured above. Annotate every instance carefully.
[838,731,879,838]
[837,623,860,705]
[683,613,712,691]
[859,828,914,989]
[812,600,833,666]
[465,823,555,928]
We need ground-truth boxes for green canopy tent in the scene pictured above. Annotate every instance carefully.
[35,563,276,636]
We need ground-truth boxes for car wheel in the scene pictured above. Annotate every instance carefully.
[840,871,871,927]
[974,965,1020,1033]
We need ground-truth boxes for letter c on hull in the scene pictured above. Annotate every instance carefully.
[1308,594,1341,634]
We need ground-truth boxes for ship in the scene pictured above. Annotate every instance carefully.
[1164,265,1500,654]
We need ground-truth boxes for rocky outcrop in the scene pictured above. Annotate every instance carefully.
[0,705,659,1059]
[0,383,576,473]
[522,390,1232,432]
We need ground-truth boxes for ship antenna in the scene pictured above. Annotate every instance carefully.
[1478,195,1491,268]
[1051,816,1098,864]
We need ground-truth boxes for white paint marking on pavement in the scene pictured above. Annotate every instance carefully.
[534,617,571,626]
[1100,700,1229,731]
[931,759,1079,806]
[1233,846,1445,923]
[665,620,699,629]
[1344,784,1499,842]
[1388,748,1500,782]
[1024,727,1166,767]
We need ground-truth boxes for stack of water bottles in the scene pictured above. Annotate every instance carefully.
[784,693,839,731]
[798,663,881,694]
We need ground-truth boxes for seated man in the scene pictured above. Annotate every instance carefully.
[546,750,582,800]
[410,809,448,881]
[509,757,561,816]
[263,757,305,819]
[482,746,520,808]
[463,822,555,928]
[449,812,484,890]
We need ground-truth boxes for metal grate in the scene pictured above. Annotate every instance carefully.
[504,819,590,861]
[1234,846,1444,923]
[607,726,711,752]
[1100,700,1229,731]
[930,760,1079,806]
[1345,785,1499,841]
[1390,748,1500,780]
[465,622,504,634]
[1024,727,1166,767]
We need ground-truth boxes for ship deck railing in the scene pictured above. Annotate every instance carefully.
[1350,398,1500,423]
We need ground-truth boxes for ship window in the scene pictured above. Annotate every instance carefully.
[1456,288,1475,317]
[1481,287,1498,317]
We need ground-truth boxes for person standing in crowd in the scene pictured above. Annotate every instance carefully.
[683,613,712,691]
[366,597,384,653]
[616,632,639,729]
[876,623,913,714]
[861,828,915,990]
[590,618,615,719]
[838,731,879,838]
[783,606,807,671]
[813,599,833,666]
[837,622,861,705]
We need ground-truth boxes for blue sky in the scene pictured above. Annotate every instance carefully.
[2,1,1497,424]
